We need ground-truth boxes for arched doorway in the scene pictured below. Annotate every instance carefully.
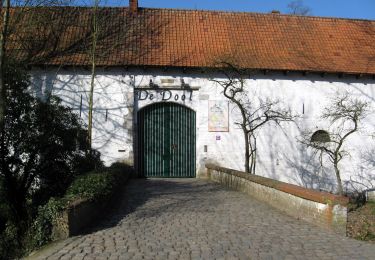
[138,102,196,177]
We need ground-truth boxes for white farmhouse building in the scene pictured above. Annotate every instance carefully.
[18,0,375,193]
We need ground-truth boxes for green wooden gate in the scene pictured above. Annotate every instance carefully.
[138,103,196,178]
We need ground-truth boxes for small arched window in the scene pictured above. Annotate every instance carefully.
[311,130,330,143]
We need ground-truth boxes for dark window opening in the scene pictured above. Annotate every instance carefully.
[311,130,330,143]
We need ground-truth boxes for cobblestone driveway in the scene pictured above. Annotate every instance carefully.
[28,178,375,260]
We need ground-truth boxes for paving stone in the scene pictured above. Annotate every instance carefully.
[28,179,375,260]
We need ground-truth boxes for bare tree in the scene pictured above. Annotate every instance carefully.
[87,0,99,148]
[287,0,312,15]
[300,94,369,195]
[0,0,71,126]
[2,3,164,152]
[211,62,295,174]
[83,2,157,148]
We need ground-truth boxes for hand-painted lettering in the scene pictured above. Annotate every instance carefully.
[162,90,172,100]
[137,90,148,100]
[135,90,193,102]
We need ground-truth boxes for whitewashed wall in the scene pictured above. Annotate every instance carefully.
[30,67,375,193]
[31,68,135,165]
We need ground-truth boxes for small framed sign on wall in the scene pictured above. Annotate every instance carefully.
[208,100,229,132]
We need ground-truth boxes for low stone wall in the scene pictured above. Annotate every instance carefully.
[52,174,131,240]
[366,189,375,202]
[52,199,102,239]
[206,164,349,235]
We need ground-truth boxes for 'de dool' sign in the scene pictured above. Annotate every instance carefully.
[136,89,193,102]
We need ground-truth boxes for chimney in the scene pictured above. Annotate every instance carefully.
[130,0,138,13]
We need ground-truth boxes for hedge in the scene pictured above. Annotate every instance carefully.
[27,163,132,253]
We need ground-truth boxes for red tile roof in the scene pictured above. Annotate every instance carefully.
[7,7,375,75]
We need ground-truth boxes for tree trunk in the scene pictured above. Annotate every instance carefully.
[87,57,95,147]
[0,0,10,182]
[252,135,257,174]
[244,129,250,173]
[3,174,29,225]
[249,133,254,173]
[333,160,344,195]
[0,0,10,130]
[87,2,99,148]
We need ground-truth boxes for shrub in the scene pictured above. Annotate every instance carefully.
[0,63,103,259]
[347,201,375,242]
[65,171,115,202]
[73,149,104,175]
[22,163,131,254]
[65,163,130,203]
[0,222,22,259]
[1,63,102,223]
[0,181,7,234]
[27,198,66,249]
